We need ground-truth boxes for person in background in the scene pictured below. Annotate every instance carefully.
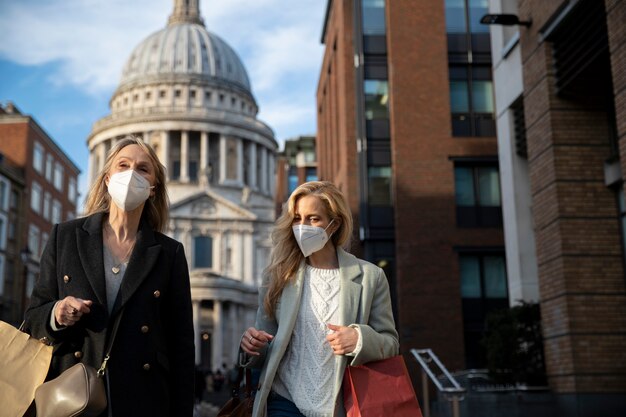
[240,181,399,417]
[24,137,195,417]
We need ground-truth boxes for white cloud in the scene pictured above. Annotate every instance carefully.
[0,0,327,139]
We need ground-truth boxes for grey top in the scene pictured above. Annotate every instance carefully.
[103,243,128,313]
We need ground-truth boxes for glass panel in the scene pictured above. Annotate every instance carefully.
[469,0,490,33]
[472,80,494,113]
[450,81,469,113]
[362,0,386,35]
[368,166,392,205]
[484,256,507,298]
[460,256,481,298]
[194,236,213,268]
[445,0,467,34]
[288,175,298,194]
[364,80,389,120]
[455,167,475,206]
[477,167,500,206]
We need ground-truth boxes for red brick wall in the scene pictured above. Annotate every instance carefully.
[519,0,626,394]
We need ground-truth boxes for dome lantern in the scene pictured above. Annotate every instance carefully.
[168,0,204,26]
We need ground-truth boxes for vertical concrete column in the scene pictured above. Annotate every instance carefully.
[200,131,208,173]
[212,300,223,372]
[181,130,189,182]
[249,142,257,190]
[88,150,96,185]
[98,142,107,175]
[236,138,244,185]
[234,232,243,281]
[260,147,268,194]
[243,232,253,285]
[268,151,275,196]
[219,135,227,183]
[228,302,238,365]
[162,131,170,181]
[192,300,201,365]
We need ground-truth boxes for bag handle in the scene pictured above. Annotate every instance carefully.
[231,366,252,399]
[97,309,124,377]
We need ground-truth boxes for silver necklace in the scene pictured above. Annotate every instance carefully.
[104,224,136,275]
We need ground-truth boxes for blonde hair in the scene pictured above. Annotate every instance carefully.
[263,181,353,318]
[84,137,169,233]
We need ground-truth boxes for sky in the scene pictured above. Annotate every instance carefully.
[0,0,327,202]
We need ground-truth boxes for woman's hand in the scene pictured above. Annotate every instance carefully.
[54,296,93,327]
[241,327,274,356]
[326,323,358,355]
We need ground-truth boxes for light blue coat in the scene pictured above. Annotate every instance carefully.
[243,248,399,417]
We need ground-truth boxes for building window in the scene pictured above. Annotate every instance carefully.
[190,90,196,99]
[40,232,49,258]
[0,177,9,210]
[10,189,18,210]
[617,187,626,264]
[31,181,42,213]
[33,142,44,173]
[364,80,389,120]
[226,138,238,180]
[305,167,317,182]
[449,66,495,137]
[0,213,6,251]
[43,192,51,220]
[45,154,54,182]
[54,162,64,191]
[194,236,213,268]
[361,0,386,35]
[368,166,392,205]
[160,90,166,98]
[288,166,298,194]
[51,199,62,224]
[454,163,502,227]
[28,224,40,256]
[175,89,181,98]
[0,254,5,296]
[68,177,77,204]
[459,252,508,368]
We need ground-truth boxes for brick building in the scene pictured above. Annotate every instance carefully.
[317,0,506,381]
[274,135,317,216]
[0,102,80,324]
[487,0,626,414]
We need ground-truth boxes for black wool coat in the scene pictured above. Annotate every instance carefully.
[24,212,195,417]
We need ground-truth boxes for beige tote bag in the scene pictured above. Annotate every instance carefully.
[0,320,53,417]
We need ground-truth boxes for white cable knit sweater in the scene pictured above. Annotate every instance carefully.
[272,264,340,417]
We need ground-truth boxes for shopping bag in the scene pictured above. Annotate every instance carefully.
[0,320,53,417]
[217,367,253,417]
[343,355,423,417]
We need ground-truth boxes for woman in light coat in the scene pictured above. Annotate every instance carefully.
[241,181,398,417]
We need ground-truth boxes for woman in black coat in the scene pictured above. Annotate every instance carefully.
[24,137,195,417]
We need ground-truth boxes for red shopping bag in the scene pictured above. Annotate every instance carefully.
[343,355,423,417]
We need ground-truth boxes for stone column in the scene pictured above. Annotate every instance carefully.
[249,142,257,190]
[228,302,238,365]
[212,300,223,372]
[234,232,243,281]
[98,142,107,175]
[200,131,208,174]
[181,130,189,182]
[268,152,275,196]
[219,135,227,183]
[162,131,170,181]
[243,232,253,285]
[192,300,201,365]
[236,138,244,186]
[260,147,268,194]
[143,131,150,143]
[88,150,96,185]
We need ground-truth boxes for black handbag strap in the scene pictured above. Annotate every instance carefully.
[231,366,252,399]
[97,309,124,377]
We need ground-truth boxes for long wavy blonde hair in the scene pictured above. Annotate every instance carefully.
[83,137,169,233]
[263,181,353,318]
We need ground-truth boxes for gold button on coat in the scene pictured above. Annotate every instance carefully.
[74,351,83,359]
[153,290,161,298]
[141,325,149,333]
[143,363,151,371]
[63,275,70,283]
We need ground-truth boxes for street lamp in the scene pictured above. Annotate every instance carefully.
[480,14,532,27]
[20,246,31,317]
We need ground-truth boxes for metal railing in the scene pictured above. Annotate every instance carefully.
[411,349,466,417]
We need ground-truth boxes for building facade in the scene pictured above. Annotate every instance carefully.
[488,0,626,414]
[0,102,80,325]
[317,0,506,381]
[86,0,277,371]
[274,135,317,216]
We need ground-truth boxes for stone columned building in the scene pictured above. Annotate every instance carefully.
[86,0,277,371]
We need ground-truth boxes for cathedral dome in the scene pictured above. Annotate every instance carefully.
[119,23,251,94]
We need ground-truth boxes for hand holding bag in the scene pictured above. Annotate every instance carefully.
[343,355,423,417]
[217,367,254,417]
[34,310,124,417]
[0,320,53,417]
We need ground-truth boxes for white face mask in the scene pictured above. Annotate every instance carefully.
[107,170,154,211]
[292,219,335,257]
